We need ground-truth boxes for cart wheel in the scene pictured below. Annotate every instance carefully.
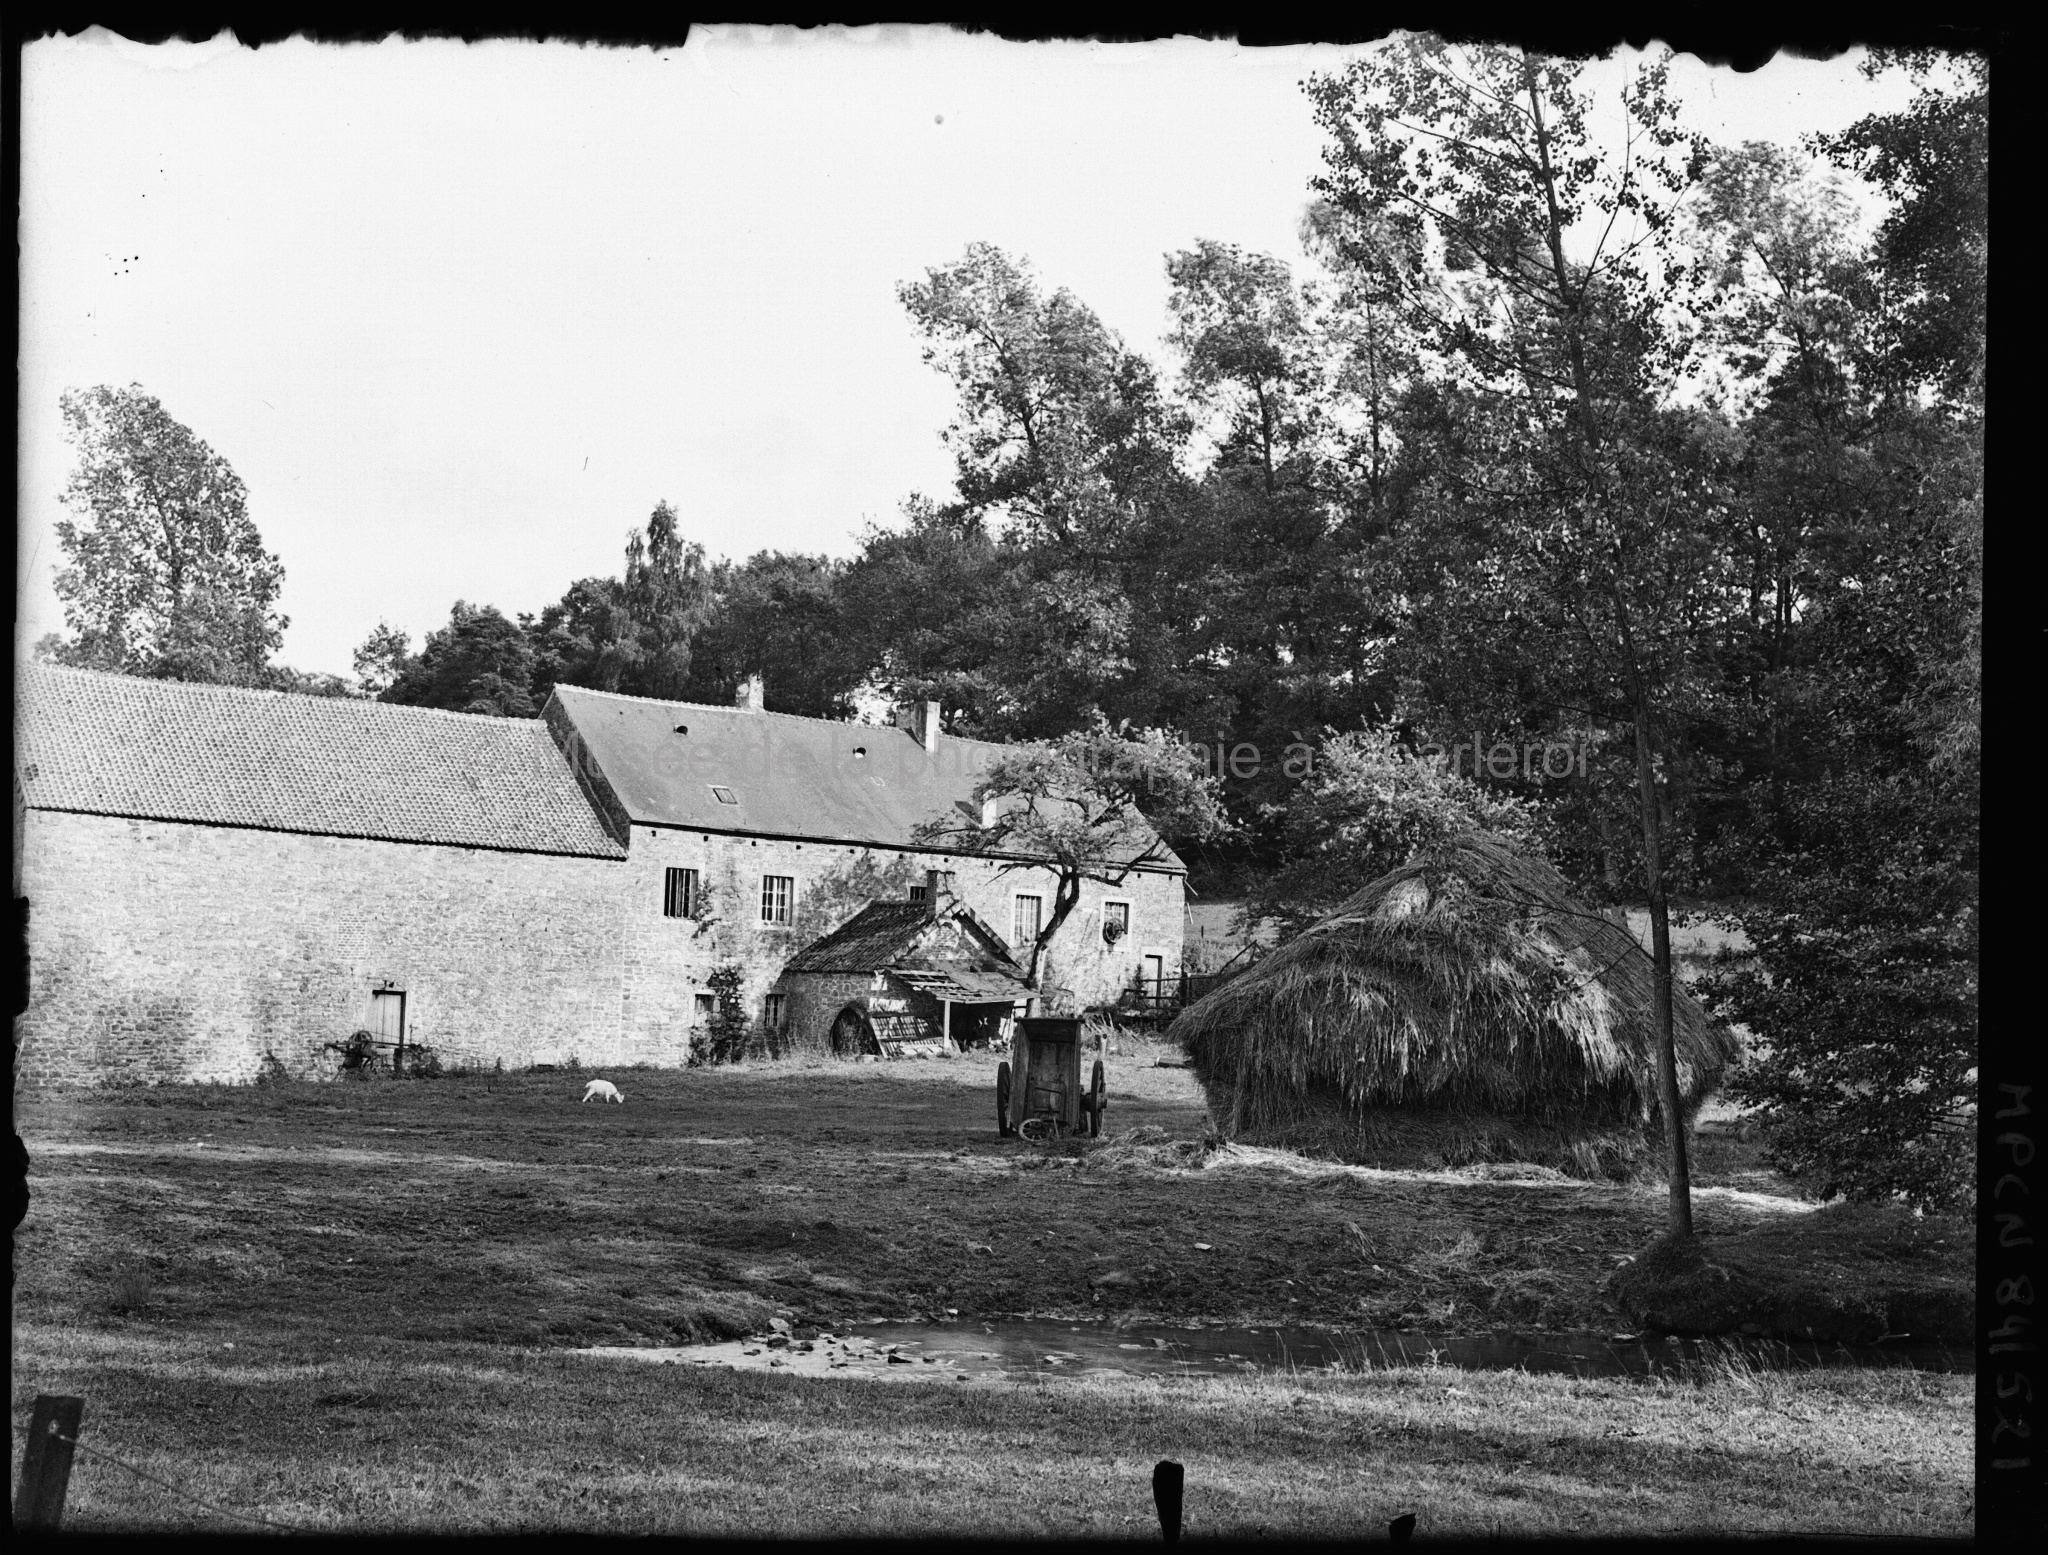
[1088,1060,1106,1138]
[996,1062,1014,1136]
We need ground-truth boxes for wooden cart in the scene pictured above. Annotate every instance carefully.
[996,1016,1107,1139]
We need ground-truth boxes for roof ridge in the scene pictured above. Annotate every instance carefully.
[19,663,550,730]
[548,680,1016,749]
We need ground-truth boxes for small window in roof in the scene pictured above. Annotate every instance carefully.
[674,724,689,735]
[853,745,867,758]
[711,785,739,805]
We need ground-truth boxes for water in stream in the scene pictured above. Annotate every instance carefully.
[579,1317,1967,1385]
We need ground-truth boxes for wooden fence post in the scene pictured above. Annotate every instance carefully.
[14,1394,84,1530]
[1152,1459,1183,1542]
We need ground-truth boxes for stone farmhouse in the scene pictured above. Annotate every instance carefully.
[13,664,1185,1084]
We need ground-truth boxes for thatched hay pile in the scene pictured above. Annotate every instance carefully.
[1168,833,1738,1180]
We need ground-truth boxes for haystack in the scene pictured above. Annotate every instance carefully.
[1167,833,1738,1180]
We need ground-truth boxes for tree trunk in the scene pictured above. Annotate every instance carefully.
[1027,870,1086,1002]
[1619,623,1694,1238]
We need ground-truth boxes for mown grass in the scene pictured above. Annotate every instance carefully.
[13,1042,1973,1534]
[12,1325,1970,1537]
[15,1040,1863,1346]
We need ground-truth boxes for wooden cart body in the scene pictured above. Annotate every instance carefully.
[1001,1017,1106,1137]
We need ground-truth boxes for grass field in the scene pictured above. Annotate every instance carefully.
[12,1039,1974,1535]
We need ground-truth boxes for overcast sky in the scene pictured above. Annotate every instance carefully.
[17,27,1923,680]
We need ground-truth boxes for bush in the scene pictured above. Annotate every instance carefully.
[401,1045,445,1079]
[690,963,754,1066]
[255,1050,292,1085]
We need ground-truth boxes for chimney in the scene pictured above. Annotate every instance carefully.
[918,698,941,753]
[734,674,764,712]
[925,869,956,914]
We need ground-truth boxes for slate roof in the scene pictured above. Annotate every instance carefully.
[546,683,1185,870]
[15,664,625,859]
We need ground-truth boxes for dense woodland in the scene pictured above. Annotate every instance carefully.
[41,44,1982,1210]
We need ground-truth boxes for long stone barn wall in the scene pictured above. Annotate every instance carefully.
[15,808,633,1085]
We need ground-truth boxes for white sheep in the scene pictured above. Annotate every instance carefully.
[581,1078,624,1104]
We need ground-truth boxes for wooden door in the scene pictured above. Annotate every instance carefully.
[371,989,405,1043]
[1142,955,1165,1006]
[371,988,405,1074]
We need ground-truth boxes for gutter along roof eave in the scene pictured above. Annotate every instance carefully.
[614,815,1188,874]
[21,803,629,862]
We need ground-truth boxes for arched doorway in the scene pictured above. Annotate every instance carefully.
[829,1004,878,1058]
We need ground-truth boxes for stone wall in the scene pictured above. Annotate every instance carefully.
[16,808,1186,1084]
[17,809,629,1085]
[780,969,878,1058]
[618,826,1186,1055]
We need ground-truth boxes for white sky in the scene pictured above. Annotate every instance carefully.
[17,26,1922,679]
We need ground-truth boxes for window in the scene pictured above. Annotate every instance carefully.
[663,867,700,919]
[909,884,928,903]
[761,874,795,925]
[694,993,716,1019]
[1103,900,1130,944]
[763,992,786,1029]
[711,786,739,805]
[1012,893,1043,947]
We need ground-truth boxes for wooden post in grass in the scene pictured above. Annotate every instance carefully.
[1152,1459,1183,1542]
[14,1394,84,1530]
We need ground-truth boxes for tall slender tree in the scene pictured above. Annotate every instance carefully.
[1309,37,1727,1234]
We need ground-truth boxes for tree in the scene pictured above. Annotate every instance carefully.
[351,622,414,698]
[1159,240,1400,851]
[615,501,713,700]
[892,245,1191,737]
[48,385,286,684]
[525,576,632,705]
[262,666,357,699]
[912,722,1231,992]
[1248,727,1536,936]
[899,243,1168,552]
[1166,239,1323,494]
[382,602,537,717]
[1817,50,1987,409]
[1308,37,1726,1234]
[1690,53,1984,1213]
[524,503,713,704]
[682,551,863,719]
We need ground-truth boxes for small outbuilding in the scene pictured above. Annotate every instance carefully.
[777,871,1033,1058]
[1167,833,1739,1179]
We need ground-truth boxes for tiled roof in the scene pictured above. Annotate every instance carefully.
[780,901,935,974]
[16,664,624,859]
[545,683,1185,870]
[779,899,1024,978]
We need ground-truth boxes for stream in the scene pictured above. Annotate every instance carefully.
[579,1316,1968,1384]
